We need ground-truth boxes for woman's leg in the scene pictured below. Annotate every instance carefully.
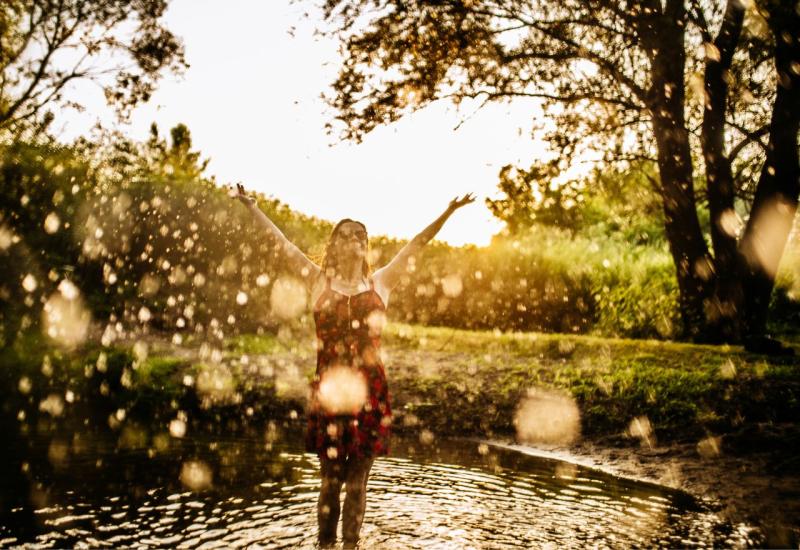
[341,455,375,547]
[318,456,345,545]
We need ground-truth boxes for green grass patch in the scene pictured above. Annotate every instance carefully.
[382,323,800,441]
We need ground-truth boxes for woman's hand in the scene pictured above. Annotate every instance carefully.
[232,182,256,206]
[448,193,476,211]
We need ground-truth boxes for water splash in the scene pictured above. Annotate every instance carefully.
[514,388,581,445]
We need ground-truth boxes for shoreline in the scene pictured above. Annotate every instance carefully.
[505,434,800,548]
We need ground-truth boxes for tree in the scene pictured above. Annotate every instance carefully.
[314,0,799,347]
[0,0,187,138]
[486,160,586,233]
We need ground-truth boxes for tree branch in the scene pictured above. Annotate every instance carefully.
[728,124,770,160]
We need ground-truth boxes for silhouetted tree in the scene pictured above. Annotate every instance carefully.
[0,0,187,138]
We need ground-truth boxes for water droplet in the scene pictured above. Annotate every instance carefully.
[180,460,212,491]
[514,388,580,445]
[317,366,367,414]
[22,274,37,292]
[169,418,187,438]
[58,279,79,300]
[697,436,721,458]
[138,307,152,323]
[0,225,14,249]
[628,416,654,448]
[43,291,91,347]
[270,277,307,320]
[18,376,32,394]
[43,212,60,234]
[419,429,435,445]
[441,273,463,297]
[39,394,65,417]
[719,359,736,379]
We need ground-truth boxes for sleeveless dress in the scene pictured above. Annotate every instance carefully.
[305,277,392,459]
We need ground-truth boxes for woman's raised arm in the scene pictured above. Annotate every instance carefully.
[233,183,321,281]
[373,194,475,293]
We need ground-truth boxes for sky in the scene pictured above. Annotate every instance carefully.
[56,0,550,246]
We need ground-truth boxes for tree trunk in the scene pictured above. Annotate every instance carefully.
[702,0,745,341]
[739,0,800,340]
[645,1,714,340]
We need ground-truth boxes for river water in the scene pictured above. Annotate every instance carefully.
[0,425,761,548]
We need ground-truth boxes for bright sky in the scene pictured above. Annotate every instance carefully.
[56,0,550,246]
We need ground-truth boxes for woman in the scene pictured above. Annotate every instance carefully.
[234,184,474,547]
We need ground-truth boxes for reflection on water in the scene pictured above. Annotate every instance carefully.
[0,426,761,548]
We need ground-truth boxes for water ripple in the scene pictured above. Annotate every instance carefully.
[0,432,763,548]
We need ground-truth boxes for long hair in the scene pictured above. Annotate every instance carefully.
[321,218,370,278]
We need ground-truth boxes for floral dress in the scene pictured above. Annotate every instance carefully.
[305,277,392,459]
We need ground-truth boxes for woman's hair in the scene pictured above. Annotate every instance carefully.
[321,218,370,278]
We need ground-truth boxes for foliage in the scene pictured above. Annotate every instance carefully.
[371,224,680,338]
[0,141,101,344]
[488,159,665,239]
[485,161,584,233]
[2,127,796,348]
[0,0,187,138]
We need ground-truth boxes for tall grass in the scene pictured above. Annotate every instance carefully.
[375,224,680,339]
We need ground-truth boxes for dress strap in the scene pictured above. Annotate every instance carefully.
[369,277,375,290]
[325,276,332,290]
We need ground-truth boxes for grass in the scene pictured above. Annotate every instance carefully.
[381,324,799,441]
[2,323,798,447]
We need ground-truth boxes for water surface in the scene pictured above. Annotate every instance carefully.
[0,426,762,548]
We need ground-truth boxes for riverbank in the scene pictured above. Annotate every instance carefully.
[379,324,800,546]
[2,323,799,545]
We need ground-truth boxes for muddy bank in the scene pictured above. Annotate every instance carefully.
[484,429,800,548]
